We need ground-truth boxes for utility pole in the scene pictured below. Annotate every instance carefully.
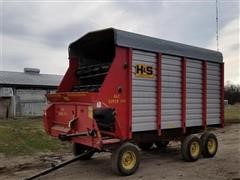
[216,0,219,51]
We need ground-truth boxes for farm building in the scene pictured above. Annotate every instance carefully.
[0,68,63,118]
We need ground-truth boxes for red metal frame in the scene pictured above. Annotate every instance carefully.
[97,46,130,140]
[220,63,224,127]
[43,104,55,134]
[156,53,162,135]
[127,48,133,138]
[44,46,131,150]
[181,57,187,133]
[202,61,207,129]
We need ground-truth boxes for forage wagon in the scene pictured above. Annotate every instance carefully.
[44,28,224,175]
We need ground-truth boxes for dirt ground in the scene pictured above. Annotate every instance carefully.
[0,123,239,180]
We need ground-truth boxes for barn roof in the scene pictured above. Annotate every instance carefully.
[0,70,63,88]
[69,28,223,63]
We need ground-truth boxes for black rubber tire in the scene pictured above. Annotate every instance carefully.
[73,143,95,160]
[181,135,202,162]
[111,142,140,176]
[201,132,218,158]
[138,142,153,151]
[155,141,169,148]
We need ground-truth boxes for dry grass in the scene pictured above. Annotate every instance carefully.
[225,103,240,123]
[0,118,69,156]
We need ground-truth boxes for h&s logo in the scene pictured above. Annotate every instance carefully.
[134,64,154,78]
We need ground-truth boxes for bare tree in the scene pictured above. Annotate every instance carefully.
[224,82,240,105]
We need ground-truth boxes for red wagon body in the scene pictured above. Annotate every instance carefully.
[44,28,224,175]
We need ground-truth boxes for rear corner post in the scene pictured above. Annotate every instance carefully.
[202,61,207,129]
[156,53,162,135]
[181,57,187,133]
[220,63,224,128]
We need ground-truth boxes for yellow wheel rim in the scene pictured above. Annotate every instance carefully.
[190,141,200,158]
[208,138,217,154]
[121,151,136,170]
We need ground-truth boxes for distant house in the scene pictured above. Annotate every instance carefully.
[0,68,63,118]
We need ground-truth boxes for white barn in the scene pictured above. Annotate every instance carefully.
[0,68,62,118]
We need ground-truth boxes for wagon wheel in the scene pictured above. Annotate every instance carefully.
[155,140,169,149]
[111,142,140,176]
[73,143,95,160]
[138,142,153,151]
[181,135,202,162]
[201,132,218,158]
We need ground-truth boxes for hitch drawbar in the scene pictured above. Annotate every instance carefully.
[59,129,97,141]
[25,149,95,180]
[58,132,88,141]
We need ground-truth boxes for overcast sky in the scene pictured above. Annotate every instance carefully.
[0,0,239,84]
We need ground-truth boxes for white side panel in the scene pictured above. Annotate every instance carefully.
[186,59,202,127]
[132,50,157,132]
[207,62,221,125]
[132,51,221,131]
[161,55,182,129]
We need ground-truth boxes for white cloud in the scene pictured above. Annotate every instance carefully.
[2,1,102,35]
[2,34,68,74]
[208,17,240,85]
[88,2,157,34]
[1,1,239,85]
